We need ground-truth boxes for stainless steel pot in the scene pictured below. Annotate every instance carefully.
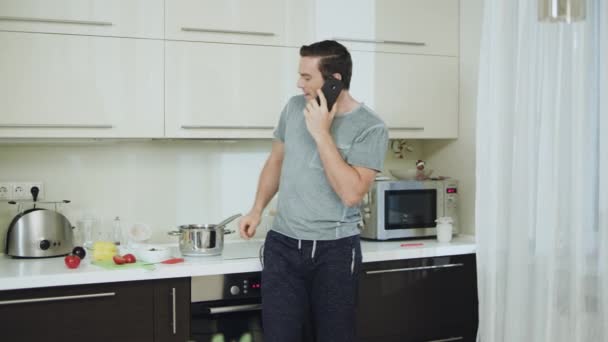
[168,214,241,256]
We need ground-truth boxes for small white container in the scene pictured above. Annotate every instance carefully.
[435,217,454,243]
[136,246,172,263]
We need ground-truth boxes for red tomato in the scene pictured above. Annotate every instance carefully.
[64,255,81,269]
[123,254,136,264]
[113,255,126,265]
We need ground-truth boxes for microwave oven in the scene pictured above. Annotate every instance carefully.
[360,179,459,240]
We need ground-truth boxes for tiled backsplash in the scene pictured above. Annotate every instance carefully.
[0,139,421,249]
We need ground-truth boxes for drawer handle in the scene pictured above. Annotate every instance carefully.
[207,303,262,314]
[333,37,426,46]
[0,292,116,306]
[426,337,464,342]
[0,124,113,129]
[365,263,464,275]
[181,125,274,130]
[388,126,425,131]
[181,27,275,37]
[171,287,177,335]
[0,16,112,26]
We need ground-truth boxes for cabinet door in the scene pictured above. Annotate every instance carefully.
[350,51,458,138]
[357,254,478,342]
[165,41,299,138]
[154,278,191,342]
[288,0,459,56]
[166,0,286,46]
[0,281,156,342]
[0,32,164,138]
[0,0,163,39]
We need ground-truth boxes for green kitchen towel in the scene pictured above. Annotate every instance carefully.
[91,260,155,270]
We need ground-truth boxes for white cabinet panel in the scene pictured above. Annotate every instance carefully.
[166,0,286,46]
[0,0,163,39]
[165,42,299,138]
[288,0,459,56]
[350,51,458,138]
[0,32,164,138]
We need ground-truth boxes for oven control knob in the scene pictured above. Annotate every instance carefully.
[230,285,240,296]
[39,240,51,250]
[364,213,371,220]
[363,206,371,213]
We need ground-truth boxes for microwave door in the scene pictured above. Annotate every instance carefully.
[385,189,437,230]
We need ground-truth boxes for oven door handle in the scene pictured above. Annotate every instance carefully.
[207,303,262,314]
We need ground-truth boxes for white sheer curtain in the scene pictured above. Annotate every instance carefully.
[475,0,608,341]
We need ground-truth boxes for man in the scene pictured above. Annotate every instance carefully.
[238,40,388,342]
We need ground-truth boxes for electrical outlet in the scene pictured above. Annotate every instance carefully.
[12,183,28,200]
[12,182,44,200]
[28,182,44,200]
[0,183,12,200]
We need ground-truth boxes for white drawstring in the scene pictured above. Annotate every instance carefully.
[298,239,302,250]
[311,240,317,259]
[350,248,355,275]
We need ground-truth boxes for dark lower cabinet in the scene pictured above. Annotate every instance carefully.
[0,277,190,342]
[155,277,191,342]
[357,253,478,342]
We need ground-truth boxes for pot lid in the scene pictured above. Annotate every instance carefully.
[179,224,219,230]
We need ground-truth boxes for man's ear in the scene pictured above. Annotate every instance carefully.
[332,73,342,81]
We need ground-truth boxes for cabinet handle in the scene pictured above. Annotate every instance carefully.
[181,27,275,37]
[181,125,274,130]
[426,337,464,342]
[0,292,115,306]
[333,37,426,46]
[365,263,464,275]
[0,16,112,26]
[207,303,262,314]
[387,126,425,131]
[0,124,113,129]
[171,287,177,335]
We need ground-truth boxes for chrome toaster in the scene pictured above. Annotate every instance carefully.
[5,201,74,258]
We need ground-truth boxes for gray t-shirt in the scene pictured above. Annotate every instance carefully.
[272,95,388,240]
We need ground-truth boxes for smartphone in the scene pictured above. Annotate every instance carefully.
[316,76,344,111]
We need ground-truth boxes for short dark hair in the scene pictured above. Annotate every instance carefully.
[300,40,352,89]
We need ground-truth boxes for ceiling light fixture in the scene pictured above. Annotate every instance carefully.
[539,0,586,22]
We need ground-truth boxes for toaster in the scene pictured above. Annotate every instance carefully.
[5,207,74,258]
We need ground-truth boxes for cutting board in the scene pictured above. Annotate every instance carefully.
[91,260,155,270]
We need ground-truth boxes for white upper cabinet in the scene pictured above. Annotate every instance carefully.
[350,51,458,138]
[0,32,164,138]
[287,0,459,56]
[0,0,163,39]
[166,0,286,46]
[165,42,299,138]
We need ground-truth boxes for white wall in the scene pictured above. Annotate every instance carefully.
[0,140,274,248]
[424,0,484,235]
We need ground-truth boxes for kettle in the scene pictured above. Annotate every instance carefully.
[5,201,74,258]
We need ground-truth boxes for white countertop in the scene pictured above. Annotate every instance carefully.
[0,235,475,291]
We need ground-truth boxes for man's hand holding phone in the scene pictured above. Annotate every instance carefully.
[304,88,338,142]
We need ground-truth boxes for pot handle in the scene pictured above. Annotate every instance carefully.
[224,229,235,235]
[216,213,242,229]
[168,231,181,237]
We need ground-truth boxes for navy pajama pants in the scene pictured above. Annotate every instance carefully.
[261,229,363,342]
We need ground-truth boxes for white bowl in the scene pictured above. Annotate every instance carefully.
[135,246,172,263]
[389,169,417,180]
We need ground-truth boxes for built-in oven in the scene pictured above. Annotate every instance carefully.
[190,272,263,342]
